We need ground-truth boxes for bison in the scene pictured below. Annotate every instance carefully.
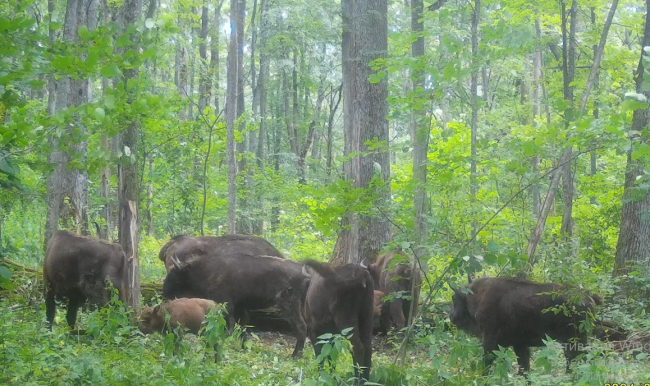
[303,260,375,383]
[162,253,310,357]
[372,290,385,318]
[368,251,422,334]
[158,234,284,273]
[449,276,602,374]
[44,230,126,329]
[139,297,217,335]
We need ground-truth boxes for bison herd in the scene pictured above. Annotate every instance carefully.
[43,230,624,381]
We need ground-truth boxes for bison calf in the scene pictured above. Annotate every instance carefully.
[139,298,217,335]
[44,230,125,330]
[449,277,601,374]
[303,260,375,383]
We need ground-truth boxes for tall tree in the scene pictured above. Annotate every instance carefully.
[118,0,142,315]
[332,0,390,266]
[45,0,97,245]
[613,0,650,276]
[559,0,578,240]
[411,0,428,257]
[469,0,480,250]
[226,0,239,233]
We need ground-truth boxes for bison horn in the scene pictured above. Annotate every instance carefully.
[302,265,312,277]
[171,254,182,270]
[359,258,368,269]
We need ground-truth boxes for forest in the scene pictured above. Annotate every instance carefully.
[1,0,650,383]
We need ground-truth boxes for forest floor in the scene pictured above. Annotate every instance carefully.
[1,256,649,385]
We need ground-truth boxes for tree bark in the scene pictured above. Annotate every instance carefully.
[559,0,577,240]
[332,0,390,266]
[579,0,619,114]
[211,1,224,112]
[256,0,268,170]
[326,84,342,181]
[118,0,142,316]
[411,0,428,257]
[235,0,246,174]
[226,0,239,233]
[531,18,542,217]
[469,0,480,246]
[198,2,210,114]
[613,0,650,276]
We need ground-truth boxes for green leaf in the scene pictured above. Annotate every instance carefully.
[368,74,381,84]
[78,25,90,39]
[104,95,116,109]
[145,18,155,29]
[0,157,17,176]
[101,63,121,78]
[0,265,11,280]
[94,107,106,120]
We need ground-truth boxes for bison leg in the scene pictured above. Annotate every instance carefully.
[389,300,406,331]
[276,294,307,358]
[66,294,84,329]
[45,288,56,330]
[481,338,498,374]
[564,345,582,372]
[513,346,531,374]
[377,303,391,335]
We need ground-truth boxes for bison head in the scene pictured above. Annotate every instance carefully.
[162,255,195,299]
[448,284,475,333]
[138,305,164,334]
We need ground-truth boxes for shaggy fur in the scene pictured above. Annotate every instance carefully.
[368,251,422,334]
[303,260,375,383]
[139,298,217,335]
[163,253,310,357]
[158,234,284,273]
[449,277,602,373]
[43,230,125,329]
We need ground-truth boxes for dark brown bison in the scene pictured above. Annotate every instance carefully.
[44,230,126,329]
[162,253,310,357]
[139,297,217,335]
[449,276,602,374]
[368,251,422,334]
[158,234,284,273]
[303,260,374,383]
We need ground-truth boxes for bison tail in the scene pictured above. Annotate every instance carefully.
[302,259,337,281]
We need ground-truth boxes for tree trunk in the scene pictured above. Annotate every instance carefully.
[235,0,246,174]
[469,0,480,246]
[211,1,223,112]
[531,18,542,217]
[326,85,342,182]
[146,159,154,237]
[45,0,97,244]
[411,0,428,257]
[44,0,66,247]
[613,0,650,276]
[559,0,578,240]
[256,0,268,170]
[198,2,210,114]
[332,0,390,266]
[226,0,239,234]
[118,0,142,316]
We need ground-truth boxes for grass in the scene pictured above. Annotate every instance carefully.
[0,251,648,385]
